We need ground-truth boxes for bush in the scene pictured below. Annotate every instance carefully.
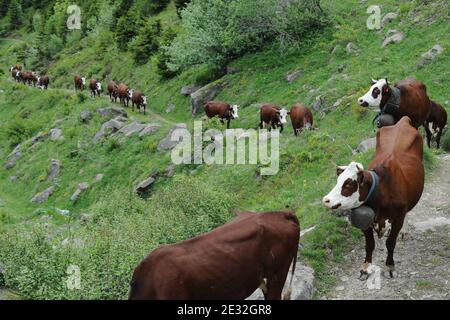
[47,34,64,58]
[442,131,450,152]
[129,19,161,65]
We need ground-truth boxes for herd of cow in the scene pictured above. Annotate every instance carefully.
[10,65,49,90]
[7,65,448,300]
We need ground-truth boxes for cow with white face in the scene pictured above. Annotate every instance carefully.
[260,104,289,133]
[231,105,239,119]
[358,79,389,109]
[322,162,366,210]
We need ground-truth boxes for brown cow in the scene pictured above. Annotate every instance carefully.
[10,66,22,81]
[289,104,314,136]
[89,79,102,97]
[260,104,289,133]
[117,83,132,107]
[129,211,300,300]
[18,71,34,85]
[107,81,119,102]
[358,78,431,129]
[74,76,86,91]
[204,101,239,129]
[130,90,147,114]
[424,101,447,149]
[323,117,424,278]
[37,76,50,90]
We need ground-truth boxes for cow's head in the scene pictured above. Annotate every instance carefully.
[96,82,102,92]
[81,77,86,85]
[358,79,390,109]
[277,108,288,124]
[230,105,239,119]
[322,162,366,210]
[142,95,147,107]
[128,89,134,99]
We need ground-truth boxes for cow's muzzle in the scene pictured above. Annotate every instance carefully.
[358,99,369,107]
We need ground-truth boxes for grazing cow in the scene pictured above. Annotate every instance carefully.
[74,76,86,91]
[89,79,102,97]
[117,83,132,107]
[260,104,288,133]
[130,90,148,114]
[424,101,447,149]
[289,104,314,136]
[358,77,431,129]
[37,75,50,90]
[129,211,300,300]
[323,117,424,278]
[11,68,20,81]
[19,71,35,86]
[10,65,22,72]
[204,101,239,129]
[107,81,119,102]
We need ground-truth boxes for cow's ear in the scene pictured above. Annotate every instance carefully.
[336,166,347,176]
[357,170,365,185]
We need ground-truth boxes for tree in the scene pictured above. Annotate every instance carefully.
[7,0,22,29]
[115,12,141,51]
[0,0,10,18]
[155,28,178,79]
[130,19,161,64]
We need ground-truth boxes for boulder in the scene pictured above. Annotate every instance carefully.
[312,96,326,112]
[80,109,92,123]
[181,86,202,96]
[139,123,161,138]
[70,182,89,202]
[4,150,21,170]
[247,264,315,300]
[118,122,147,137]
[136,177,156,194]
[93,119,126,143]
[190,80,228,116]
[166,103,176,113]
[157,123,188,151]
[50,128,63,141]
[418,44,444,68]
[381,12,399,28]
[346,42,360,54]
[47,159,60,181]
[31,186,55,204]
[9,176,18,183]
[353,137,376,154]
[165,165,175,178]
[382,31,405,47]
[285,70,303,83]
[97,107,128,119]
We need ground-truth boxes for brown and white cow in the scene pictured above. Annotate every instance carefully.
[358,77,431,129]
[117,83,132,107]
[204,101,239,129]
[424,101,447,149]
[260,104,289,133]
[107,81,119,102]
[323,117,424,278]
[289,104,314,136]
[130,90,147,114]
[37,75,50,90]
[129,211,300,300]
[89,79,102,97]
[74,76,86,91]
[10,66,22,81]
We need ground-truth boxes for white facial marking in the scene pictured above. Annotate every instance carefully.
[96,82,102,91]
[129,89,134,99]
[323,162,365,210]
[142,96,147,106]
[231,105,239,119]
[279,108,288,124]
[82,77,86,85]
[358,79,387,109]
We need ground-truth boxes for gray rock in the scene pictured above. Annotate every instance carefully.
[346,42,360,54]
[70,183,90,202]
[166,103,176,113]
[157,123,188,151]
[382,31,405,47]
[4,150,21,170]
[50,128,63,141]
[285,70,303,83]
[47,159,60,181]
[95,174,104,182]
[139,123,161,138]
[80,109,92,123]
[181,86,202,96]
[118,122,147,137]
[381,12,399,28]
[56,208,70,216]
[31,132,48,143]
[418,45,444,68]
[353,137,376,154]
[165,165,175,177]
[332,98,343,109]
[312,96,325,112]
[93,119,126,143]
[97,107,128,119]
[247,265,315,300]
[31,186,55,204]
[9,176,18,183]
[190,80,228,116]
[136,177,156,194]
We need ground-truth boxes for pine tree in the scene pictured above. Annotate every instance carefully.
[0,0,10,18]
[115,12,140,51]
[130,19,161,64]
[7,0,22,29]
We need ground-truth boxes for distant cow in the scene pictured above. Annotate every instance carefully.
[107,81,119,102]
[10,66,22,81]
[89,79,102,97]
[117,83,132,107]
[289,104,314,135]
[204,101,239,129]
[260,104,288,133]
[74,76,86,91]
[129,211,300,300]
[424,101,447,149]
[37,75,50,90]
[358,77,431,129]
[323,117,424,278]
[130,90,148,114]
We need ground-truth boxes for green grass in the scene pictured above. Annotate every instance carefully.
[0,0,449,299]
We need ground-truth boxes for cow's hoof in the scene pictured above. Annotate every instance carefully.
[383,266,397,278]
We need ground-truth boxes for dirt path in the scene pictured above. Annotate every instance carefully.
[323,154,450,300]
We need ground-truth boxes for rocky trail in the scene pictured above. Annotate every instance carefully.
[324,154,450,300]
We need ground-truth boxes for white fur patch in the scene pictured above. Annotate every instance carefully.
[279,108,288,124]
[81,77,86,85]
[142,96,147,106]
[358,79,387,109]
[128,89,134,99]
[96,82,102,91]
[231,105,239,119]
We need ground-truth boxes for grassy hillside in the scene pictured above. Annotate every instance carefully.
[0,0,449,299]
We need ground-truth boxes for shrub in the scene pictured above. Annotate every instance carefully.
[129,19,161,65]
[46,34,64,58]
[441,131,450,152]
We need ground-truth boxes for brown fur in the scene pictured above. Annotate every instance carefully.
[424,101,447,148]
[117,83,130,107]
[107,81,119,102]
[289,104,314,136]
[260,104,284,133]
[74,76,85,91]
[204,101,234,129]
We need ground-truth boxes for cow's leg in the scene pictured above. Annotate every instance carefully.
[360,228,375,280]
[385,218,403,278]
[227,118,231,129]
[400,214,409,240]
[259,121,264,129]
[436,130,442,149]
[264,278,284,300]
[424,123,432,148]
[280,124,284,134]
